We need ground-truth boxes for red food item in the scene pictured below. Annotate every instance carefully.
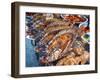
[80,26,89,33]
[65,15,86,23]
[84,27,89,32]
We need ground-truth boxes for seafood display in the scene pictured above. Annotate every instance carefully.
[25,12,90,67]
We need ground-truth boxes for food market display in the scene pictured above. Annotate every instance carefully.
[26,12,90,67]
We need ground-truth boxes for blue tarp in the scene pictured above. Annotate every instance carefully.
[25,38,39,67]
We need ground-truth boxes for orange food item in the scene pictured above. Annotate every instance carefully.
[65,15,86,23]
[80,26,90,33]
[47,33,72,54]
